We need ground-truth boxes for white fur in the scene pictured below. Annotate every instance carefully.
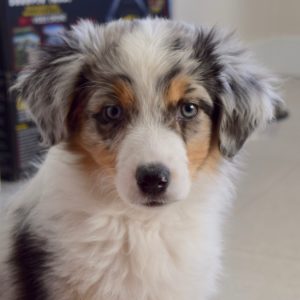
[116,124,191,207]
[0,145,235,300]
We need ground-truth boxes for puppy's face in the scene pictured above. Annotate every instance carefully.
[75,71,214,207]
[16,19,281,207]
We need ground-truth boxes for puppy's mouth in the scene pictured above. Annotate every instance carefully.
[140,197,173,208]
[144,200,165,207]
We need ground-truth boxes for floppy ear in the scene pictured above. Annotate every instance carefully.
[13,20,103,145]
[194,29,283,158]
[217,52,282,158]
[14,37,85,145]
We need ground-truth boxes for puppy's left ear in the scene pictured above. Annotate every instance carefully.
[214,32,282,158]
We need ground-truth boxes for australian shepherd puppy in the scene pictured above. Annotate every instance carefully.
[0,19,281,300]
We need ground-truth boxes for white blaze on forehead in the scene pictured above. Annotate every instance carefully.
[117,21,193,106]
[119,22,172,80]
[117,20,195,118]
[115,124,191,205]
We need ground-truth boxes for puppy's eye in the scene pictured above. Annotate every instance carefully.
[179,102,199,119]
[95,104,123,124]
[104,105,123,120]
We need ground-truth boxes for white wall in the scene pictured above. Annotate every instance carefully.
[173,0,243,34]
[173,0,300,76]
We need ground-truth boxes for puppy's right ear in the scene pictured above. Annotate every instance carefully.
[13,20,99,146]
[14,38,85,145]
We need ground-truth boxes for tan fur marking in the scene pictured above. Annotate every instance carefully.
[88,146,116,174]
[187,137,211,177]
[67,78,134,175]
[203,146,222,172]
[166,77,213,108]
[67,134,117,175]
[186,115,221,177]
[112,79,134,108]
[166,76,189,105]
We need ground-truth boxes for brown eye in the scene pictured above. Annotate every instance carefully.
[179,102,199,119]
[95,104,124,124]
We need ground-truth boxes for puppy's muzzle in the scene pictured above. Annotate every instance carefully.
[135,163,170,201]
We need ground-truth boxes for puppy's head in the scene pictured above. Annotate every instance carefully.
[15,19,282,207]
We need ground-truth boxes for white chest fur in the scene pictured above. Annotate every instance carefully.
[28,149,234,300]
[49,199,224,300]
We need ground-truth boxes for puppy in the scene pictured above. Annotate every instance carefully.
[0,18,281,300]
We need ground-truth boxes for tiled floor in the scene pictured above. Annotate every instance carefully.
[1,78,299,299]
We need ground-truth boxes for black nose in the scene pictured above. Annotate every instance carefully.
[136,163,170,197]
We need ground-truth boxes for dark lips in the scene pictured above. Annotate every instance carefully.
[144,201,165,207]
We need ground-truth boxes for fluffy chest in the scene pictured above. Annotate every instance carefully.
[52,209,219,300]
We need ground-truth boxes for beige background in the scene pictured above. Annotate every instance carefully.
[173,0,300,41]
[173,0,300,75]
